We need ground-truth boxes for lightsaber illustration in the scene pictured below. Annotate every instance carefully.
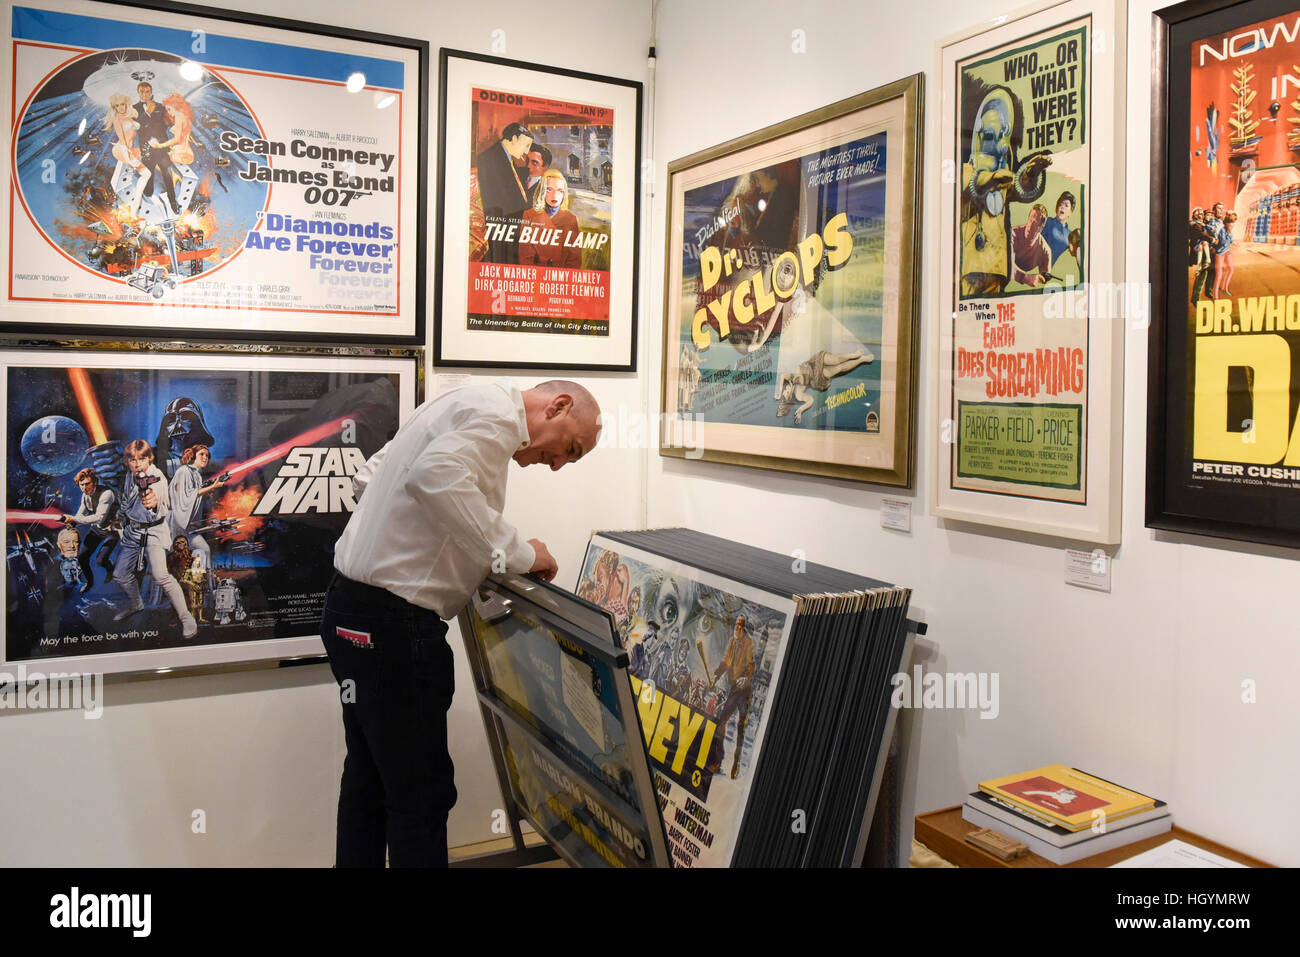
[212,414,352,484]
[6,510,67,527]
[68,368,109,446]
[67,368,123,481]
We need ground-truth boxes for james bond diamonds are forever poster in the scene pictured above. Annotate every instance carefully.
[3,0,423,339]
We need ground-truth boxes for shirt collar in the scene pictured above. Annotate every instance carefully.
[503,380,530,450]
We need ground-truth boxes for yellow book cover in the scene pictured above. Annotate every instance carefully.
[979,765,1155,829]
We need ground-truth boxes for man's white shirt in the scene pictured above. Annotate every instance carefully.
[334,381,536,618]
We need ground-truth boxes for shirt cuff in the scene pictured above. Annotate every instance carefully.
[505,535,536,574]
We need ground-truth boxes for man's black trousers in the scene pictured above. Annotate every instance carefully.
[320,573,457,867]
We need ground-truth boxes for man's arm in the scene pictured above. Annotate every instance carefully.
[124,479,162,523]
[168,467,199,529]
[352,442,391,500]
[715,637,735,680]
[69,489,114,525]
[403,416,536,574]
[739,639,756,681]
[1032,241,1051,276]
[148,469,170,517]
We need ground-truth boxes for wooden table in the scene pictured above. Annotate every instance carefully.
[915,806,1273,868]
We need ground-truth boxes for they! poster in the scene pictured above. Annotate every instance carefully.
[579,536,795,868]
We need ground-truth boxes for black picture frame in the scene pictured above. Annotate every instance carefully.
[2,0,429,345]
[457,572,671,868]
[1150,0,1300,547]
[434,48,642,371]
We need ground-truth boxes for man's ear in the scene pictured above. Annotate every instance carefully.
[547,393,573,418]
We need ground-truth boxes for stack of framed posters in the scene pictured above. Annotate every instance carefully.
[934,0,1126,543]
[578,528,915,867]
[659,76,924,486]
[434,50,642,371]
[457,572,670,869]
[1,342,419,676]
[1149,0,1300,547]
[2,0,427,343]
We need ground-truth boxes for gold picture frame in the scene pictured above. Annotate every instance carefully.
[659,75,923,487]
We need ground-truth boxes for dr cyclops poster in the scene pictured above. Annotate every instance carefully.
[3,0,422,338]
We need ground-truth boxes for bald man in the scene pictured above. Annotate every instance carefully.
[322,378,600,867]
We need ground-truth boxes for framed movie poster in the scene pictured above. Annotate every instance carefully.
[434,49,642,371]
[2,0,427,343]
[660,76,924,487]
[934,0,1126,543]
[1,341,420,676]
[1150,0,1300,547]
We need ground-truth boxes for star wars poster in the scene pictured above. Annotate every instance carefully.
[659,80,922,486]
[2,0,423,340]
[2,347,415,675]
[951,19,1091,502]
[466,88,614,336]
[1151,2,1300,544]
[579,535,795,868]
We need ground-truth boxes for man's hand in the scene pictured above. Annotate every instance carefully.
[527,538,558,582]
[141,488,158,510]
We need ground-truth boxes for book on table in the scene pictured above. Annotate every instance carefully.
[978,765,1157,832]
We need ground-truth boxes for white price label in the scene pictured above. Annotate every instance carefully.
[880,498,912,532]
[1065,549,1111,592]
[437,373,472,393]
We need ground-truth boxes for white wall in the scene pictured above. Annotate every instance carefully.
[7,0,1295,868]
[0,0,651,865]
[647,0,1299,866]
